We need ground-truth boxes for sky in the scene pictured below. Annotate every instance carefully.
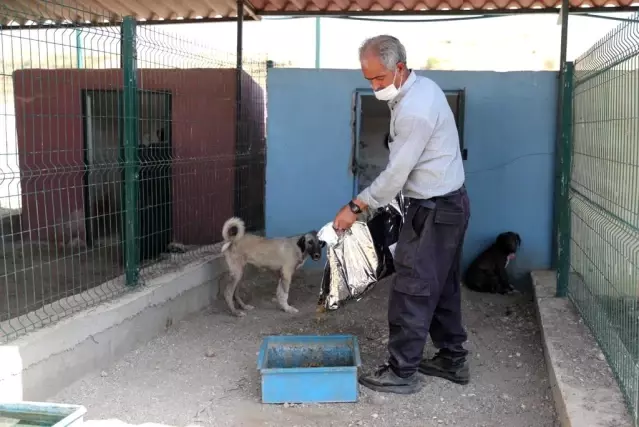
[151,12,637,70]
[1,11,637,72]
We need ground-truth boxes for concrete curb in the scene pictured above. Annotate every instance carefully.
[531,270,633,427]
[0,252,227,401]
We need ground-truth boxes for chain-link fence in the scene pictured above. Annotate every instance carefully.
[566,11,639,423]
[0,1,266,342]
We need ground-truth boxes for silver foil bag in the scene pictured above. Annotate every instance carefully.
[317,221,379,310]
[317,193,405,311]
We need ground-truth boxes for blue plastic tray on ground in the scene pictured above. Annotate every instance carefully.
[0,401,87,426]
[257,334,362,404]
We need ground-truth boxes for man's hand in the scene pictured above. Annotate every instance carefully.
[333,205,357,231]
[333,199,368,231]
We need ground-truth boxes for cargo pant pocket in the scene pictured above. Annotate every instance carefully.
[393,206,435,296]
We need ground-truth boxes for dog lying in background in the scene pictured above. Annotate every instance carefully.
[220,217,325,317]
[464,231,522,294]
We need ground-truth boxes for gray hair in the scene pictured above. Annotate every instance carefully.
[359,35,407,70]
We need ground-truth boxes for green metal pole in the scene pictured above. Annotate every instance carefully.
[552,0,569,270]
[315,18,321,69]
[556,61,574,298]
[75,28,84,69]
[121,16,140,287]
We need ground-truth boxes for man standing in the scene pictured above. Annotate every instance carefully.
[333,35,471,395]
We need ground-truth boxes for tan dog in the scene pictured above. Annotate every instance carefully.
[220,217,325,317]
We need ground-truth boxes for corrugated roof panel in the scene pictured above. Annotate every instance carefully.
[1,0,637,26]
[1,0,242,25]
[254,0,637,12]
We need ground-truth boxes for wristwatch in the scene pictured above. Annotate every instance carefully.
[348,200,362,215]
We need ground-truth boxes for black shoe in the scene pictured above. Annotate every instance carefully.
[418,351,470,385]
[358,363,423,395]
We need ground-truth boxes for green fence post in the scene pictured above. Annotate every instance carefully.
[556,61,574,297]
[121,16,140,287]
[315,18,321,69]
[75,28,84,69]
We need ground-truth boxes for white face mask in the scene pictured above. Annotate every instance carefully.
[374,69,403,102]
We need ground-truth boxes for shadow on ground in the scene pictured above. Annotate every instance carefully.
[52,268,558,427]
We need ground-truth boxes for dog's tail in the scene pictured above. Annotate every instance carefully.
[222,217,245,244]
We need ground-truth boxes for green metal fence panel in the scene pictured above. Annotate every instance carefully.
[0,0,267,343]
[133,24,267,282]
[570,11,639,424]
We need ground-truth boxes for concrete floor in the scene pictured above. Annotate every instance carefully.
[52,269,558,427]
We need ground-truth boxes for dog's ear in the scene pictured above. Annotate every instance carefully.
[297,236,307,253]
[496,233,512,252]
[319,240,326,248]
[516,233,522,247]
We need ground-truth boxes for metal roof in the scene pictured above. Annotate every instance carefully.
[254,0,638,13]
[1,0,258,26]
[1,0,638,26]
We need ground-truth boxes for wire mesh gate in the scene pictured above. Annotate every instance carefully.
[0,1,266,342]
[559,11,639,424]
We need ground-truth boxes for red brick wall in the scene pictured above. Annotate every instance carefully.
[13,68,264,246]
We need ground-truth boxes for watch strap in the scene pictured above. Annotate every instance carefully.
[348,200,362,214]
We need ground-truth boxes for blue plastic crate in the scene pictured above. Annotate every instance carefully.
[257,334,362,404]
[0,401,87,426]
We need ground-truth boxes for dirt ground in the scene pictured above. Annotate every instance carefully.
[0,206,203,326]
[0,239,123,322]
[52,268,559,427]
[0,208,121,322]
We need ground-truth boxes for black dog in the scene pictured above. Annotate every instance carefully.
[464,232,521,294]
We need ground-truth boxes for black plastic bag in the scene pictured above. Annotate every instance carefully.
[367,192,405,280]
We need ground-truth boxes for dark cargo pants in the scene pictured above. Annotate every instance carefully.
[388,186,470,377]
